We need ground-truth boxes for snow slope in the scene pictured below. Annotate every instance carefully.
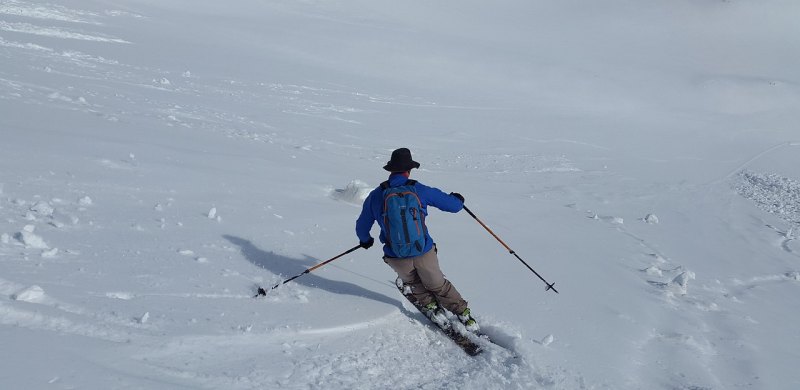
[2,0,800,388]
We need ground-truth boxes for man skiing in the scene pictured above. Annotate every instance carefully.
[356,148,479,331]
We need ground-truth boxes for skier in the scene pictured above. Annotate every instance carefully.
[356,148,479,331]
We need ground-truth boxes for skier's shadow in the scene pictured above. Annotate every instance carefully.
[223,235,402,309]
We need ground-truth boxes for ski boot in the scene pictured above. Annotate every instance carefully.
[458,308,480,333]
[423,301,450,329]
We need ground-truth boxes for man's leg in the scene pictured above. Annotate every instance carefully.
[413,248,468,314]
[384,256,435,306]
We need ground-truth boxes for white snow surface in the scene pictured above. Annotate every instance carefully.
[2,0,800,389]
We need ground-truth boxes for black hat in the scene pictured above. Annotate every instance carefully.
[383,148,421,172]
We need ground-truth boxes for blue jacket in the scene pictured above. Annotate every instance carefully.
[356,173,464,258]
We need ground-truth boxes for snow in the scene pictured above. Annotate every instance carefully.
[736,170,800,229]
[643,214,660,225]
[11,285,46,303]
[14,225,49,249]
[2,0,800,389]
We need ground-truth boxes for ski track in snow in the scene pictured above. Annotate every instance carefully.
[0,277,149,342]
[0,301,132,342]
[131,310,556,390]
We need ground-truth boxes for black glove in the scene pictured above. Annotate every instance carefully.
[359,237,375,249]
[450,192,465,203]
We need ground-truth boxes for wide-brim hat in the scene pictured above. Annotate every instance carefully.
[383,148,421,172]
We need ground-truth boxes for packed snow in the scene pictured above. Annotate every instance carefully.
[2,0,800,389]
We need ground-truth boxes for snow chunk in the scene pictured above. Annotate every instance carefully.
[42,248,59,258]
[15,226,49,249]
[540,334,554,346]
[49,220,65,228]
[669,271,696,295]
[11,285,46,303]
[138,312,150,324]
[643,265,663,277]
[78,196,93,206]
[643,214,659,224]
[52,212,80,226]
[331,180,372,205]
[29,201,54,217]
[648,268,696,296]
[106,292,134,300]
[207,207,217,219]
[588,213,623,224]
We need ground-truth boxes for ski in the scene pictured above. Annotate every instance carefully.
[395,279,483,356]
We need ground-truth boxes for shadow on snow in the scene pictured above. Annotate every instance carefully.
[223,235,403,309]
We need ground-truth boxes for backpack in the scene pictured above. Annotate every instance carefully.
[381,180,428,258]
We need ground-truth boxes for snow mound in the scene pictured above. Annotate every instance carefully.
[14,225,49,249]
[643,214,659,224]
[331,180,372,205]
[78,196,93,206]
[11,285,46,303]
[669,271,696,295]
[643,265,663,277]
[648,269,696,296]
[106,292,134,300]
[41,248,59,258]
[29,201,55,217]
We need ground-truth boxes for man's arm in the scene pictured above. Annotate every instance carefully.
[355,191,377,242]
[419,183,464,213]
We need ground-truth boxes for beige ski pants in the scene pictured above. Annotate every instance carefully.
[384,246,468,314]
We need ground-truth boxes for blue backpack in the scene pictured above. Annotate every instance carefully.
[381,180,427,258]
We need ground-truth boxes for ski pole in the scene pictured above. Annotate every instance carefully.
[255,244,363,297]
[462,205,559,294]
